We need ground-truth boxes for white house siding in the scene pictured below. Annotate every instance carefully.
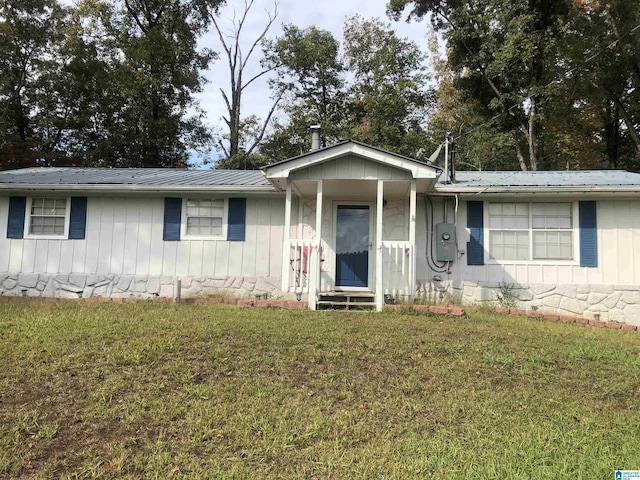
[415,197,640,325]
[0,195,284,299]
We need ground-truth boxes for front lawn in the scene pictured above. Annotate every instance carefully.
[0,301,638,479]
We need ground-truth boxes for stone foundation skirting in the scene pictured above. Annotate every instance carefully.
[0,273,284,300]
[418,280,640,326]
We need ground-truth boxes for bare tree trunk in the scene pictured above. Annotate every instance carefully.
[527,98,538,170]
[515,137,528,171]
[211,0,279,161]
[604,100,620,169]
[613,96,640,155]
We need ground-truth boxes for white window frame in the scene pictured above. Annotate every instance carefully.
[24,197,71,239]
[485,201,579,265]
[181,197,228,240]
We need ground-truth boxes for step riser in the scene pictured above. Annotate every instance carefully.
[318,292,375,310]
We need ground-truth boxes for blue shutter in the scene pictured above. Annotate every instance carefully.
[227,198,246,241]
[163,198,182,241]
[579,201,598,267]
[68,197,87,239]
[466,201,484,265]
[7,196,26,239]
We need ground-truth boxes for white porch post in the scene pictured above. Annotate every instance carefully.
[376,180,384,311]
[281,179,292,293]
[409,179,417,301]
[309,180,323,310]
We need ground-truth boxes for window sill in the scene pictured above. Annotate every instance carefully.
[182,235,226,241]
[24,234,69,240]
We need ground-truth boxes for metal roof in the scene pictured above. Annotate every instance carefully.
[1,167,639,194]
[438,170,640,187]
[0,167,272,190]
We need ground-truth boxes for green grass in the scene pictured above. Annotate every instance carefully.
[0,301,639,479]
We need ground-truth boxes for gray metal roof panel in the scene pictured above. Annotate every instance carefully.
[3,167,639,190]
[0,167,272,187]
[437,170,640,187]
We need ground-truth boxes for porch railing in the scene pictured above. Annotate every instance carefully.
[286,240,316,295]
[381,241,415,299]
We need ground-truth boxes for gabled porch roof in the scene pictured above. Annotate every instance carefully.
[262,141,443,194]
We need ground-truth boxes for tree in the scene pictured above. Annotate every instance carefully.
[389,0,576,170]
[389,0,640,172]
[342,15,432,158]
[211,0,281,167]
[424,33,518,171]
[0,0,69,169]
[0,0,223,170]
[90,0,223,167]
[260,25,346,160]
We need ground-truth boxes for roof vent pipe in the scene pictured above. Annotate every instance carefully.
[450,136,456,183]
[310,125,322,151]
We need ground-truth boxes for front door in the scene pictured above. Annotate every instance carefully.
[335,205,370,288]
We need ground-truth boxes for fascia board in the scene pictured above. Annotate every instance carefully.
[265,143,438,179]
[431,185,640,196]
[0,184,278,194]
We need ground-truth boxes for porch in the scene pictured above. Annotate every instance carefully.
[262,141,441,311]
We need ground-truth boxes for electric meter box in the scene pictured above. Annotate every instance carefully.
[436,223,456,261]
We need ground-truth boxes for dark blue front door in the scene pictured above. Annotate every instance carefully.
[335,205,370,288]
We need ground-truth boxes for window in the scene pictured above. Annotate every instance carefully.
[488,202,573,261]
[531,203,573,259]
[184,198,226,238]
[488,203,529,260]
[28,197,69,236]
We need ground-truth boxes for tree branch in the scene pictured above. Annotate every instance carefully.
[241,65,277,91]
[246,89,284,155]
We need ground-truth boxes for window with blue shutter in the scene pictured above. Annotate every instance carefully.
[579,201,598,267]
[163,197,182,241]
[467,201,484,265]
[227,198,246,241]
[68,197,88,239]
[7,196,26,239]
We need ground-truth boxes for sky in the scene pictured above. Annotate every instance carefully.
[195,0,432,151]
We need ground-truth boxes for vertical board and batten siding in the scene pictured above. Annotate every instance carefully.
[417,198,640,286]
[0,196,283,279]
[289,156,413,181]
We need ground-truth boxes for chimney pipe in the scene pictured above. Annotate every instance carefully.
[310,125,322,151]
[450,137,456,183]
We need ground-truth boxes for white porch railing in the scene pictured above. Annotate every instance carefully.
[382,241,415,298]
[286,240,316,296]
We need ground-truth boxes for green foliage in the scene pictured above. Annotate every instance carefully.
[0,301,639,477]
[260,25,347,161]
[0,0,71,169]
[0,0,222,170]
[389,0,640,172]
[260,16,433,162]
[342,15,432,157]
[495,282,519,309]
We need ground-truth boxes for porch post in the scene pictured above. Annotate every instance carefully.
[281,179,292,293]
[376,180,384,311]
[309,179,323,310]
[409,179,417,301]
